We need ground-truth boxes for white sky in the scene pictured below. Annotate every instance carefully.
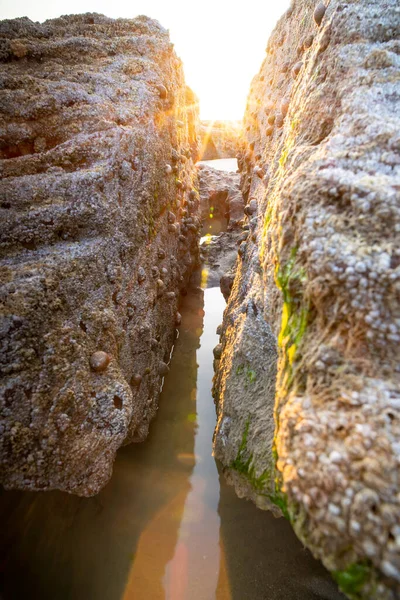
[0,0,290,120]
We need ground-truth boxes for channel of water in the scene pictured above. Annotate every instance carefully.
[0,161,345,600]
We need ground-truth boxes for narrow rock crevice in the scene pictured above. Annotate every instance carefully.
[0,5,399,600]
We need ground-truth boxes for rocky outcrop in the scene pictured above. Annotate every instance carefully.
[0,14,200,496]
[213,1,400,598]
[198,165,244,291]
[198,164,243,229]
[198,120,241,160]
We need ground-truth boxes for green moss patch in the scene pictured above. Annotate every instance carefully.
[230,420,291,522]
[268,485,290,521]
[231,421,290,519]
[235,364,257,386]
[231,420,271,492]
[332,561,374,599]
[275,246,309,382]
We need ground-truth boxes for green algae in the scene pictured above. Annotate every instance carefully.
[275,246,309,375]
[268,485,290,521]
[269,246,311,522]
[332,561,374,599]
[236,364,244,376]
[246,369,257,384]
[231,421,291,519]
[279,147,290,168]
[231,248,310,522]
[264,204,273,229]
[231,420,271,492]
[235,364,257,385]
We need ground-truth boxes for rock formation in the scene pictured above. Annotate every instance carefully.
[213,1,400,598]
[198,164,244,291]
[198,120,242,160]
[0,14,200,496]
[198,163,243,228]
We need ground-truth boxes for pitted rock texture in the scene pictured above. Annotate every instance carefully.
[198,120,242,160]
[198,164,244,228]
[198,164,245,290]
[0,14,200,496]
[213,1,400,598]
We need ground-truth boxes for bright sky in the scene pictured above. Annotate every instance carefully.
[0,0,290,120]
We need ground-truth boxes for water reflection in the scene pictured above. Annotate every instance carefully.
[120,287,227,600]
[162,287,226,599]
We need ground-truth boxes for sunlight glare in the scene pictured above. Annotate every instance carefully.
[0,0,291,120]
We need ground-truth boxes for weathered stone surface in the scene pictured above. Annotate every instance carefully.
[213,0,400,597]
[198,120,241,160]
[0,14,200,496]
[198,164,245,290]
[198,164,244,228]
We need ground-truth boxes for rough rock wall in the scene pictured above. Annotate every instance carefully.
[213,1,400,597]
[198,120,241,160]
[198,165,245,291]
[0,14,200,496]
[198,164,243,228]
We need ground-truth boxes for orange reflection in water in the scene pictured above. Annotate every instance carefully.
[121,486,189,600]
[121,288,232,600]
[176,453,198,466]
[121,473,232,600]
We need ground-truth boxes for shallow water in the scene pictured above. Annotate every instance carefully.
[0,277,345,600]
[199,158,238,172]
